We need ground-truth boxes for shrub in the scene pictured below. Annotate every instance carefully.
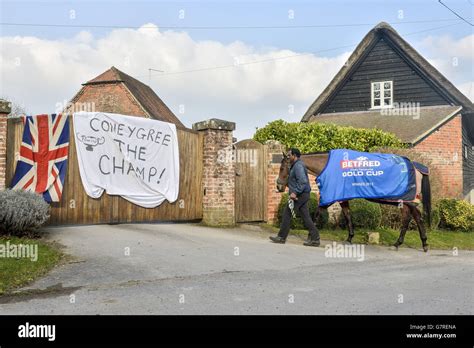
[276,192,328,230]
[438,199,474,232]
[431,207,441,231]
[253,120,405,153]
[0,190,50,236]
[339,199,382,230]
[379,204,440,231]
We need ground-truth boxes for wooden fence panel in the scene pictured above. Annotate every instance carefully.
[6,117,203,225]
[234,139,267,222]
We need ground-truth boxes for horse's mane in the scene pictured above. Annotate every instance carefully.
[302,151,329,156]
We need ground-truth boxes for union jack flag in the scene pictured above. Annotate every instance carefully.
[11,114,70,202]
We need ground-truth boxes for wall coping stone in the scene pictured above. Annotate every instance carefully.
[0,100,12,114]
[192,118,236,131]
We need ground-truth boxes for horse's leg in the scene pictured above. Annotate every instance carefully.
[340,201,354,243]
[409,205,429,252]
[310,206,326,241]
[309,206,321,241]
[313,206,320,223]
[394,204,411,248]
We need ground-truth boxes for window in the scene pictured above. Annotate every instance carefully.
[371,81,393,109]
[464,144,468,160]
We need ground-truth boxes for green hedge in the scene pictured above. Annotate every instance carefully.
[276,193,328,230]
[339,199,382,230]
[254,120,405,152]
[438,199,474,232]
[379,204,440,231]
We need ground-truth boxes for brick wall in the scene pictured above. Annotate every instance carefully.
[0,100,11,190]
[265,141,285,224]
[66,83,147,117]
[414,114,463,198]
[193,119,236,226]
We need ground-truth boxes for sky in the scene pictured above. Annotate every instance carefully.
[0,0,473,139]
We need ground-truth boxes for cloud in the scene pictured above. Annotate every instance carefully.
[416,34,474,100]
[0,24,472,139]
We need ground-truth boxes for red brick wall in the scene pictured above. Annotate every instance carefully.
[0,101,11,190]
[266,159,283,224]
[265,141,284,224]
[0,113,7,190]
[67,83,147,117]
[414,114,463,198]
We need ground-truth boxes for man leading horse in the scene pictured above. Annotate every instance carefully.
[270,148,321,247]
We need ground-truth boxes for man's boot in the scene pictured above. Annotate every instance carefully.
[303,239,320,247]
[269,236,286,244]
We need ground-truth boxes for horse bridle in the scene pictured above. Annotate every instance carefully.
[276,157,290,187]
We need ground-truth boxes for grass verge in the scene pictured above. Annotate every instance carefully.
[261,224,473,250]
[0,236,64,295]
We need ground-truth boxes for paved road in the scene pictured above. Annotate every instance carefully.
[1,223,472,314]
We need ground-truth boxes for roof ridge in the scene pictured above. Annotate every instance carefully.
[301,21,473,121]
[80,67,186,128]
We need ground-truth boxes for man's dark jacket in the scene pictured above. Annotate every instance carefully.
[288,159,311,195]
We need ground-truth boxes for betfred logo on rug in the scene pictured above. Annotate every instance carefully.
[340,156,381,169]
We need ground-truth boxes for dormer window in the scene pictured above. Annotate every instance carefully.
[371,81,393,109]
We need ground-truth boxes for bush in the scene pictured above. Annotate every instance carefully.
[253,120,405,153]
[276,192,328,230]
[339,199,382,230]
[438,199,474,232]
[431,207,441,231]
[379,204,440,231]
[0,190,50,236]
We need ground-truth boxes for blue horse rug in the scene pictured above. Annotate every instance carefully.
[317,149,419,207]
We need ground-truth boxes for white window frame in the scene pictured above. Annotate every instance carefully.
[464,144,468,160]
[371,81,393,109]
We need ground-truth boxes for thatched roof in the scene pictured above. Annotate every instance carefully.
[302,22,473,121]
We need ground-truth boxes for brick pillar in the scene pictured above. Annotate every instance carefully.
[193,118,236,226]
[265,140,285,224]
[0,100,12,190]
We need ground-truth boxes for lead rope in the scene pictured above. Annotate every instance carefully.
[288,198,296,218]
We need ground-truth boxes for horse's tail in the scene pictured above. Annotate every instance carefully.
[421,173,431,228]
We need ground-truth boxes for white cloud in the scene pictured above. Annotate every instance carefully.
[416,34,474,99]
[0,24,472,139]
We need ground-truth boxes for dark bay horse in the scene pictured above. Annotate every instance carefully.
[276,152,431,252]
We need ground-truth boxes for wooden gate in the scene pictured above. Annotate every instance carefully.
[5,117,204,225]
[234,139,266,222]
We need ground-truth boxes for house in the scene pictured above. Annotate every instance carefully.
[302,22,473,203]
[66,66,185,128]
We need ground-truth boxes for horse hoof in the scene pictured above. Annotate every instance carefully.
[423,245,429,253]
[345,239,352,245]
[393,243,400,250]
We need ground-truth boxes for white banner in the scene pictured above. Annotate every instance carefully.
[73,111,179,208]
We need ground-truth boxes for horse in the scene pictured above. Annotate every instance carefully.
[276,151,431,252]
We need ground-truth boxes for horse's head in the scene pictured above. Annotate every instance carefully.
[276,151,291,192]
